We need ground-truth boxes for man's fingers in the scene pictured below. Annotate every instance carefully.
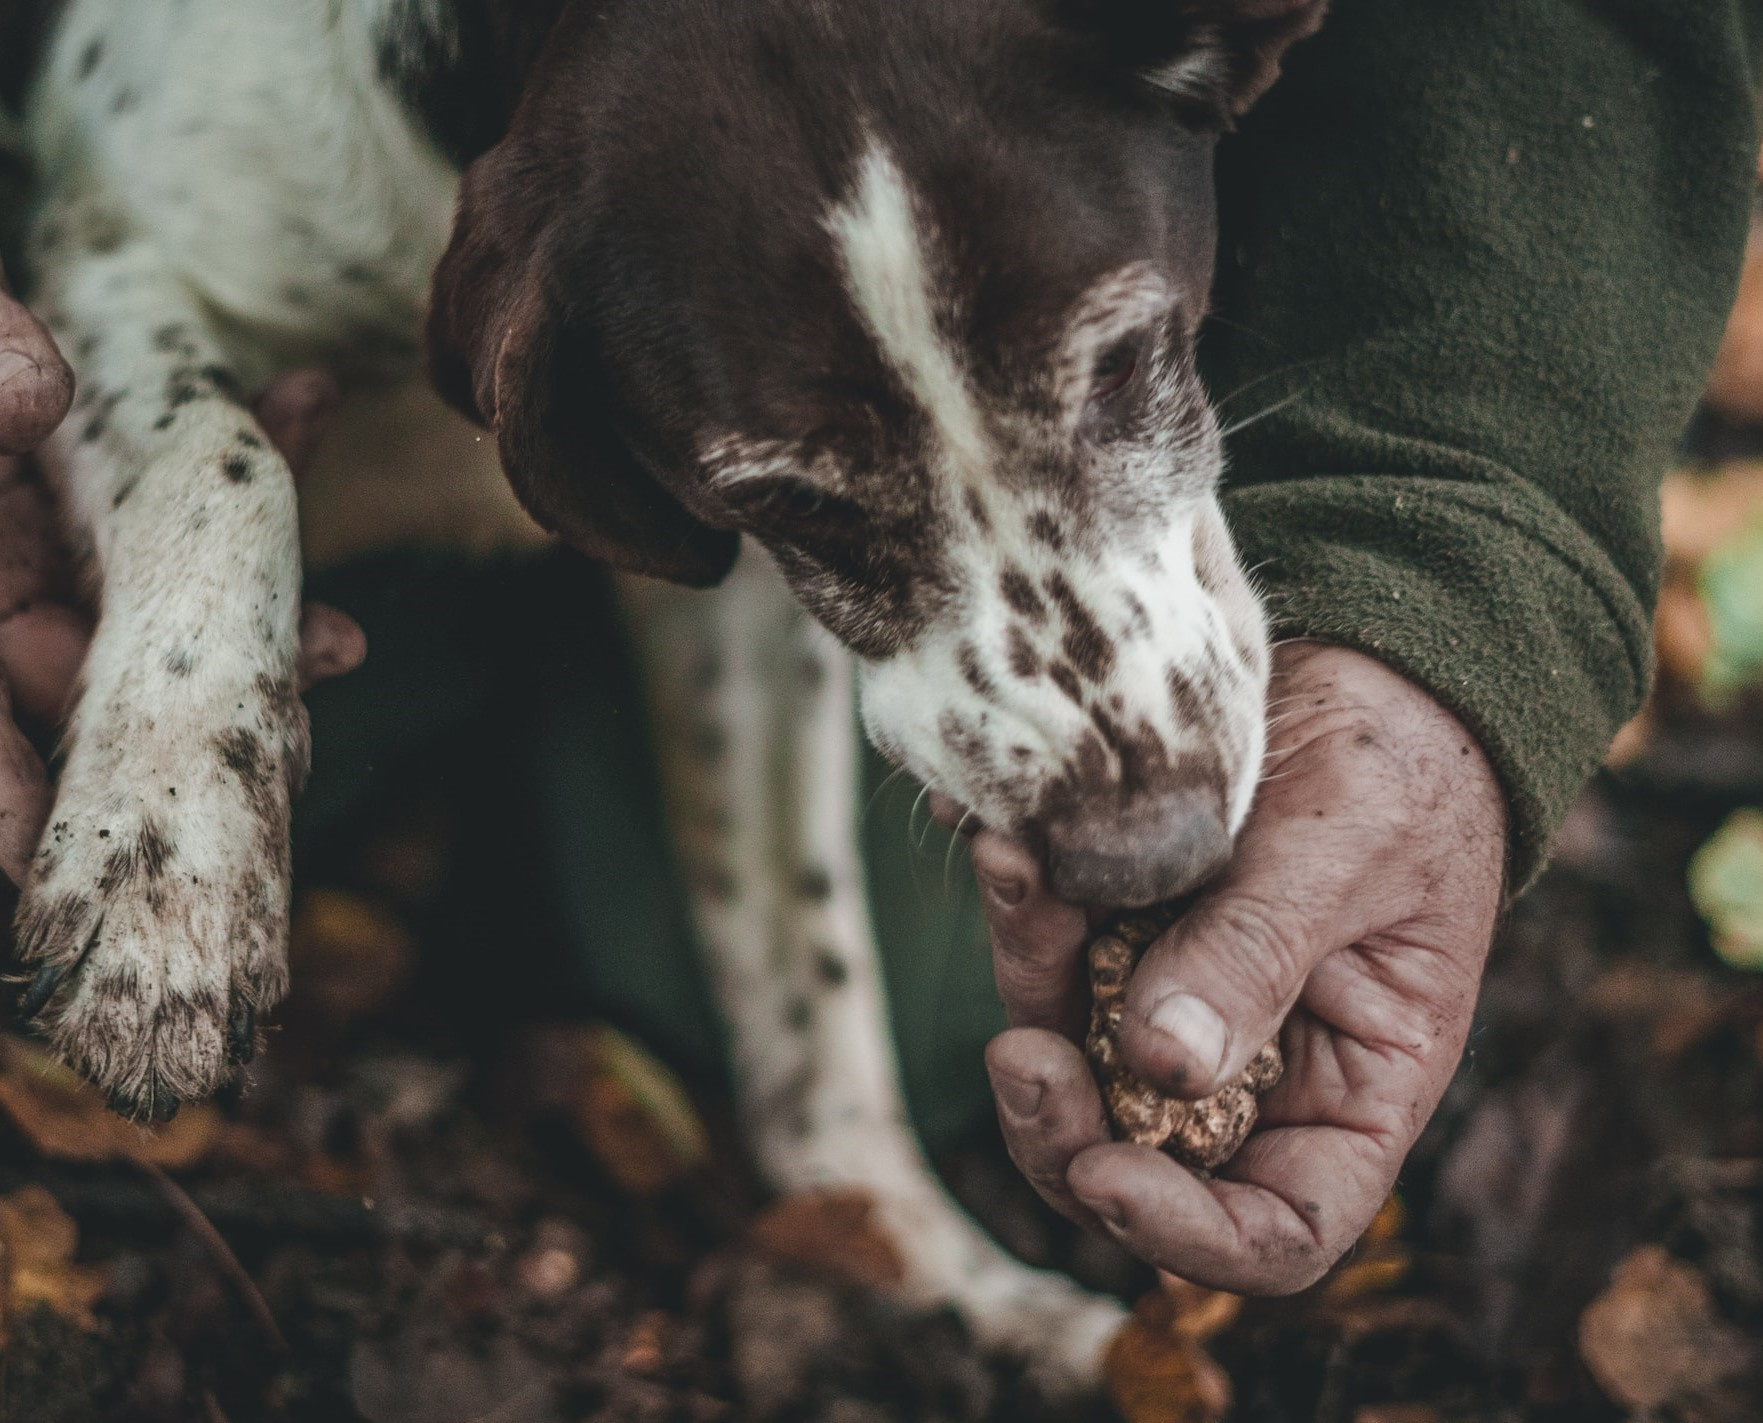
[971,830,1090,1037]
[254,369,340,477]
[985,1028,1113,1226]
[0,275,75,456]
[0,604,91,724]
[1066,1120,1396,1295]
[0,682,52,886]
[296,603,367,691]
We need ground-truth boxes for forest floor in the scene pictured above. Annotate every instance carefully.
[1,656,1760,1423]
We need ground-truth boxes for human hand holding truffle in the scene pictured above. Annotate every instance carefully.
[974,643,1507,1294]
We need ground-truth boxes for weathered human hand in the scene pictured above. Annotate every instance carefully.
[0,309,365,886]
[973,642,1507,1292]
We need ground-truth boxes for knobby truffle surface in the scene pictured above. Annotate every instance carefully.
[1085,908,1283,1170]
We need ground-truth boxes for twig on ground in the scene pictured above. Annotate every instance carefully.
[0,1165,499,1250]
[132,1159,290,1357]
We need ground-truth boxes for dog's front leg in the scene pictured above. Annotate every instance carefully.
[15,219,304,1119]
[623,550,1126,1390]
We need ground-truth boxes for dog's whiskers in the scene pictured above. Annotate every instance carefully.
[942,809,981,895]
[1212,361,1315,413]
[907,784,934,855]
[864,765,911,826]
[1217,391,1304,442]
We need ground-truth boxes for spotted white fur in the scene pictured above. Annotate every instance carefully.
[621,554,1126,1382]
[18,0,1156,1383]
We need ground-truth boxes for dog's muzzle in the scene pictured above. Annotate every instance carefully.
[1040,786,1232,907]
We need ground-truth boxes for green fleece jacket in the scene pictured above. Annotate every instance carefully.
[1205,0,1760,888]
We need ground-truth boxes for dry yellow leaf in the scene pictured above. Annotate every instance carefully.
[1156,1274,1243,1342]
[1322,1196,1411,1304]
[571,1026,711,1196]
[0,1186,108,1345]
[0,1034,220,1168]
[1105,1290,1232,1423]
[288,888,416,1023]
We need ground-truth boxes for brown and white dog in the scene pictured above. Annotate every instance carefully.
[14,0,1322,1385]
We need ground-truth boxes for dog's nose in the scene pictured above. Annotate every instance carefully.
[1042,789,1231,908]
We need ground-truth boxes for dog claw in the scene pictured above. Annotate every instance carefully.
[228,1001,256,1065]
[17,962,64,1020]
[108,1085,180,1125]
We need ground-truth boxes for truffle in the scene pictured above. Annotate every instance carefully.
[1085,907,1283,1170]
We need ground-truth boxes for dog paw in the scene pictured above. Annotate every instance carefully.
[13,687,307,1120]
[873,1190,1127,1393]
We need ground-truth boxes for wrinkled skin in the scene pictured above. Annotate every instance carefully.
[969,641,1507,1292]
[0,264,365,889]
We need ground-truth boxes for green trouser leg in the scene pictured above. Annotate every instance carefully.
[298,550,1006,1148]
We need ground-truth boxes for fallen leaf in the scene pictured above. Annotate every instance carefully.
[1655,578,1714,687]
[1352,1408,1441,1423]
[1104,1289,1232,1423]
[1330,1296,1460,1348]
[0,1185,108,1345]
[1156,1274,1242,1341]
[0,1034,220,1168]
[571,1026,711,1196]
[1322,1196,1411,1304]
[288,888,417,1024]
[1578,1246,1750,1413]
[1661,464,1763,569]
[1705,221,1763,421]
[1688,810,1763,971]
[1604,708,1656,768]
[746,1190,905,1291]
[1582,961,1742,1059]
[621,1310,672,1376]
[1323,1255,1412,1305]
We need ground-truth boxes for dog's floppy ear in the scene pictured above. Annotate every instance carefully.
[427,172,739,587]
[1061,0,1327,121]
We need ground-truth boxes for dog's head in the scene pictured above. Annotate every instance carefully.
[430,0,1325,906]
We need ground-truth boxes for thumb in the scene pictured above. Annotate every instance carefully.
[1118,808,1382,1099]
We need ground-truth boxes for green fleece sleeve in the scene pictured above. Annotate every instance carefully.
[1204,0,1759,889]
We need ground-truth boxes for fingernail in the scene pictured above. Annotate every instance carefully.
[0,351,38,389]
[981,874,1025,908]
[1147,993,1228,1084]
[990,1071,1043,1120]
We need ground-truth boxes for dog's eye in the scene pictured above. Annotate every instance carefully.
[766,480,830,521]
[1089,342,1140,405]
[724,477,866,547]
